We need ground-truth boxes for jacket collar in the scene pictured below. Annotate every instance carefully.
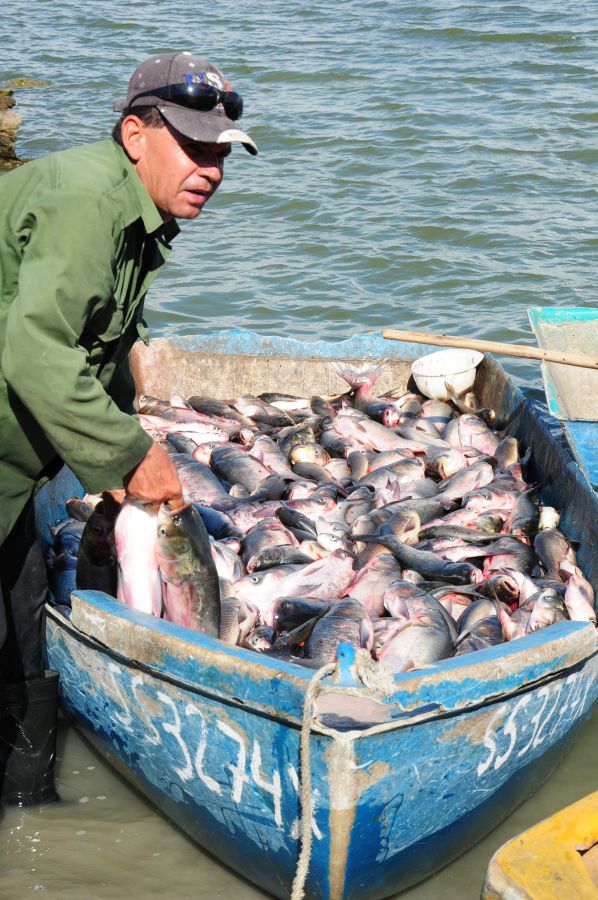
[113,142,181,243]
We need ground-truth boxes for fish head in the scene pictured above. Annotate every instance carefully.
[78,498,121,563]
[290,443,331,465]
[315,530,354,554]
[157,504,185,537]
[193,441,224,464]
[377,618,452,668]
[538,505,560,530]
[299,539,329,560]
[421,400,454,431]
[156,504,201,566]
[435,449,467,479]
[468,615,504,644]
[482,573,520,604]
[243,626,276,652]
[286,481,319,500]
[285,494,337,517]
[382,407,400,428]
[383,592,410,619]
[477,513,505,533]
[338,489,374,524]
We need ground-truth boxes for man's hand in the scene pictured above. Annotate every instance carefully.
[122,442,185,509]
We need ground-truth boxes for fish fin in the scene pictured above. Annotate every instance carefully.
[273,616,322,651]
[521,445,533,467]
[360,618,375,651]
[330,361,388,390]
[452,629,471,650]
[170,394,193,409]
[384,386,409,400]
[294,581,329,597]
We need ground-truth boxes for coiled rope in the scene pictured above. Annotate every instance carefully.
[290,650,396,900]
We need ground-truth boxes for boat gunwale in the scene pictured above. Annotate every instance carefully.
[46,598,597,739]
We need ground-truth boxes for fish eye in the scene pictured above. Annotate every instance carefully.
[251,576,260,584]
[158,526,167,536]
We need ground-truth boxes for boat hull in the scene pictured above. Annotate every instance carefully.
[40,332,598,899]
[45,595,598,900]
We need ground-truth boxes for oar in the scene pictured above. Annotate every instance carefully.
[381,328,598,371]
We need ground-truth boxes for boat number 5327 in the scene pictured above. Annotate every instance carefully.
[477,670,592,778]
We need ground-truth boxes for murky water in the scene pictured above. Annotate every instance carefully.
[2,0,598,896]
[1,710,596,898]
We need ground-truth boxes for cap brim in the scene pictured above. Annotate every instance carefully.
[157,103,258,155]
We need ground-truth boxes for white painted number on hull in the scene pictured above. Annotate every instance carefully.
[94,666,321,839]
[477,670,593,777]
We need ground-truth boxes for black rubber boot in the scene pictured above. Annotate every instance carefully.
[0,670,59,806]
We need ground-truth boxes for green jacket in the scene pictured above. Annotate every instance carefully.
[0,139,180,543]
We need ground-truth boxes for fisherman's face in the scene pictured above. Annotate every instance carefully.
[123,115,230,221]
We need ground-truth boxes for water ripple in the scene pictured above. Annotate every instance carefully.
[3,0,598,395]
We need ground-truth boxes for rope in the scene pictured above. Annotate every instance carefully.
[353,648,397,699]
[290,651,396,899]
[290,660,335,900]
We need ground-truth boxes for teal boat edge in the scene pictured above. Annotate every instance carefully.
[528,307,598,327]
[40,331,598,900]
[154,330,435,360]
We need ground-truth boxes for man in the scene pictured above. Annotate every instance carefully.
[0,51,257,806]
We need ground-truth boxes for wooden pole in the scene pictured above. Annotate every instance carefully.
[381,328,598,371]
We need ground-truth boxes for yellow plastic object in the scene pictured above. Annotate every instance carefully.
[482,792,598,899]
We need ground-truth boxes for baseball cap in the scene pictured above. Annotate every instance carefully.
[113,51,258,155]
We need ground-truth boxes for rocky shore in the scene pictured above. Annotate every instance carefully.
[0,89,24,171]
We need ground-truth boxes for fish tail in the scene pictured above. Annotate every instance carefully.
[330,361,387,391]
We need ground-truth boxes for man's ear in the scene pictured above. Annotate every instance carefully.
[121,115,145,162]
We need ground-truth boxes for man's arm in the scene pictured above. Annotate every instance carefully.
[108,356,137,416]
[2,191,152,493]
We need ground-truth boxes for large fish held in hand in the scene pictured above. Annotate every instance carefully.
[156,503,221,635]
[114,499,162,617]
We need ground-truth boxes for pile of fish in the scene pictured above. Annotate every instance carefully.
[47,362,597,673]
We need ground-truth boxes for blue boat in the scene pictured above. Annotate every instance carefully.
[39,332,598,900]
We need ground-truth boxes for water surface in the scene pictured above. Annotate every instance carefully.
[1,712,596,898]
[5,0,598,385]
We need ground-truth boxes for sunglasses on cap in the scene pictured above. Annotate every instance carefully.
[128,81,243,121]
